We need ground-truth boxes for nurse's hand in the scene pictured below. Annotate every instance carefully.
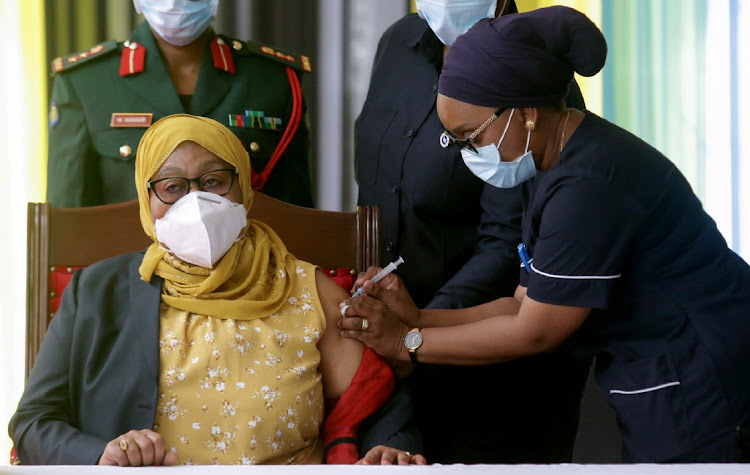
[351,266,399,294]
[338,274,421,361]
[348,268,421,328]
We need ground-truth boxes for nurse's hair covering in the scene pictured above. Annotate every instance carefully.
[438,5,607,107]
[134,114,297,320]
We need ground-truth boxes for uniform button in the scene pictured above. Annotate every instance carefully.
[119,145,133,157]
[432,84,438,92]
[129,42,138,50]
[391,186,398,194]
[123,40,130,48]
[407,129,415,137]
[328,268,337,277]
[49,291,57,298]
[49,266,57,273]
[385,242,394,252]
[217,37,225,45]
[249,142,260,153]
[232,40,243,51]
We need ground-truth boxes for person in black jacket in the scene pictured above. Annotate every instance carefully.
[354,0,590,463]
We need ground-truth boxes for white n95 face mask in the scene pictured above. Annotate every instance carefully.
[134,0,219,46]
[416,0,497,46]
[154,191,247,269]
[460,108,537,188]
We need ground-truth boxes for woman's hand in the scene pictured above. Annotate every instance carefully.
[356,445,427,465]
[98,429,178,466]
[352,266,400,294]
[339,273,420,361]
[348,269,422,328]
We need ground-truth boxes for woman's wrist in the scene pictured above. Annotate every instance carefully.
[395,325,411,362]
[405,308,423,329]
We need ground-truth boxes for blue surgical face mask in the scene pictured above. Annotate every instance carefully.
[460,108,537,188]
[416,0,498,46]
[134,0,219,46]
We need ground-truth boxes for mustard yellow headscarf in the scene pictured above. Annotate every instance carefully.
[135,114,296,320]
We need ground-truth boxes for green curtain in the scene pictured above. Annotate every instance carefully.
[601,0,707,197]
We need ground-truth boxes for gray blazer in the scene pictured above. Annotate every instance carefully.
[10,251,420,464]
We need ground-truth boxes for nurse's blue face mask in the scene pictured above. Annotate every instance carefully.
[450,108,538,188]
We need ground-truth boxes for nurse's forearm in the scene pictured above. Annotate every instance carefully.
[405,299,590,365]
[419,297,521,328]
[407,314,542,365]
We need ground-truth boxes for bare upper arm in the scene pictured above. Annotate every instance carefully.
[315,269,364,399]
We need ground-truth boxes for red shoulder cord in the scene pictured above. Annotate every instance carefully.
[251,66,303,191]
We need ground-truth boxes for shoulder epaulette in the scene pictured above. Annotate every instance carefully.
[52,39,119,74]
[225,36,312,73]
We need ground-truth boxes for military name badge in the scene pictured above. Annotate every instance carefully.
[110,113,153,128]
[49,101,60,128]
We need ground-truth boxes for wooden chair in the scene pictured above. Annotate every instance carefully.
[25,193,380,378]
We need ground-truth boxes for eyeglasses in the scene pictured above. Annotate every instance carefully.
[444,108,505,154]
[147,168,239,204]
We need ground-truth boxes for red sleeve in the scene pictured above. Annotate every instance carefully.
[323,347,395,464]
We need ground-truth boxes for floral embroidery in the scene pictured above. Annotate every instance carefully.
[254,385,280,409]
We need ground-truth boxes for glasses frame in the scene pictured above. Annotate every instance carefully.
[147,167,239,205]
[445,107,505,154]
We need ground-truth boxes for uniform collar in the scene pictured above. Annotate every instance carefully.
[406,17,444,73]
[125,22,184,114]
[125,22,231,115]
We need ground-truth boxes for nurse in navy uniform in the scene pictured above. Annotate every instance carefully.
[340,6,750,463]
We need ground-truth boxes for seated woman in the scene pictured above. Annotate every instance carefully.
[10,114,424,466]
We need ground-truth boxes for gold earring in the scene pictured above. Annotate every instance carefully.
[525,120,536,131]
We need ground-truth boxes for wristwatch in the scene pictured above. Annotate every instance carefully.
[403,328,423,364]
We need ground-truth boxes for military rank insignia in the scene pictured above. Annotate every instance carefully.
[49,101,60,128]
[51,40,118,73]
[228,110,282,130]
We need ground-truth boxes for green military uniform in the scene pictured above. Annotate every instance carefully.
[47,21,313,208]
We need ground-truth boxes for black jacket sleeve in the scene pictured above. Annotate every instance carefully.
[427,184,523,309]
[356,379,423,455]
[9,270,108,465]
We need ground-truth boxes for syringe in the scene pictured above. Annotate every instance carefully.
[351,256,405,298]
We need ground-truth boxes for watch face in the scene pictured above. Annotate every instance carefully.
[405,331,423,350]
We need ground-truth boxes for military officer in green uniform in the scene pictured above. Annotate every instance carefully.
[47,0,314,208]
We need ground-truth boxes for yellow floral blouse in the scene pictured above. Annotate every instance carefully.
[153,261,326,465]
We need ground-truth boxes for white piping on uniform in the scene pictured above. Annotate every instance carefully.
[529,262,621,280]
[609,381,680,395]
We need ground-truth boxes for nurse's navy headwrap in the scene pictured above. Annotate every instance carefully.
[439,6,607,107]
